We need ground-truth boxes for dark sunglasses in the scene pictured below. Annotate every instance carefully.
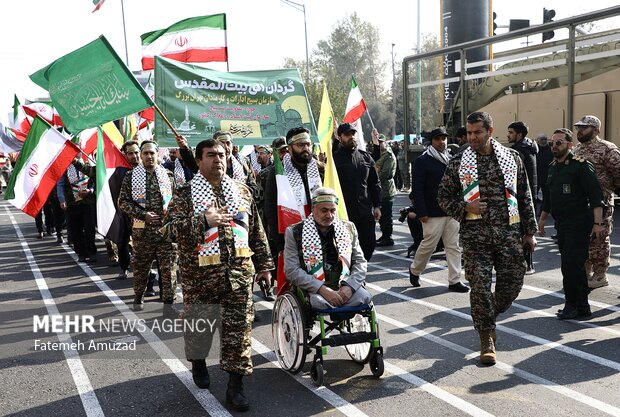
[552,140,567,146]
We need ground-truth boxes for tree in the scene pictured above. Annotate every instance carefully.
[402,33,443,136]
[284,13,390,139]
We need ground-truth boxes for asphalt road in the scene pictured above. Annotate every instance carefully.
[1,193,619,417]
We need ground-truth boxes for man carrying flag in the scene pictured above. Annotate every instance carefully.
[264,127,324,292]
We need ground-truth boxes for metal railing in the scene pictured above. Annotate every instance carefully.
[402,4,620,140]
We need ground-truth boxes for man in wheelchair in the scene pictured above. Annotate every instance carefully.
[283,187,372,309]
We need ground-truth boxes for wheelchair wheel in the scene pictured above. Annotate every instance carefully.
[272,293,307,374]
[370,350,384,377]
[311,359,324,387]
[344,314,372,364]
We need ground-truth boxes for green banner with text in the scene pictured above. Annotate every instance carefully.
[154,56,317,147]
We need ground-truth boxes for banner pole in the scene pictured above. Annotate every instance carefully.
[153,104,181,138]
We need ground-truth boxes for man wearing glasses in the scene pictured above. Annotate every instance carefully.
[538,128,605,319]
[573,115,620,289]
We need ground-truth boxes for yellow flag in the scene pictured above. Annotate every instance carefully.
[101,121,124,148]
[318,83,348,221]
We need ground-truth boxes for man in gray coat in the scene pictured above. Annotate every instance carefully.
[284,187,372,309]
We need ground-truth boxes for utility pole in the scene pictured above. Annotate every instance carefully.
[281,0,310,82]
[391,43,397,138]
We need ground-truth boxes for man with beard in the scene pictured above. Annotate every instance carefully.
[538,128,604,319]
[333,123,381,261]
[438,112,537,365]
[264,127,323,284]
[573,115,620,289]
[507,121,538,275]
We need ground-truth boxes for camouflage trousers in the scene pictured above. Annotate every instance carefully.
[131,237,176,302]
[462,229,525,332]
[183,274,254,375]
[586,205,613,277]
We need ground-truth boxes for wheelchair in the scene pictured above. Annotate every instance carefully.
[272,286,384,387]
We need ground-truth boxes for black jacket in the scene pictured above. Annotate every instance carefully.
[512,137,538,199]
[332,147,381,223]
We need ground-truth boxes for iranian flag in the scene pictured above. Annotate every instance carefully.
[275,154,303,234]
[22,102,64,127]
[95,127,131,242]
[343,76,367,151]
[5,117,79,217]
[92,0,106,13]
[141,14,227,71]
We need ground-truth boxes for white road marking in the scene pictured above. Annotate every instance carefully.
[6,207,104,417]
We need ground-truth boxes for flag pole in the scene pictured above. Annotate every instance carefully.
[120,0,130,65]
[153,104,181,138]
[366,110,375,130]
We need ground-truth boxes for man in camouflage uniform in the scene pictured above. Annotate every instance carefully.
[438,111,537,365]
[572,115,620,289]
[375,134,397,246]
[164,139,273,412]
[118,141,177,310]
[284,187,372,308]
[538,128,605,319]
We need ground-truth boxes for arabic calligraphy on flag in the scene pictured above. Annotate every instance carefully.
[30,36,153,134]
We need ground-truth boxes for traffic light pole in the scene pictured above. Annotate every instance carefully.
[566,25,576,127]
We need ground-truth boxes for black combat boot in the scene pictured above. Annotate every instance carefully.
[191,359,210,389]
[133,294,144,311]
[226,372,249,411]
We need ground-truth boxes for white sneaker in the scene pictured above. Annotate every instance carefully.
[525,267,535,275]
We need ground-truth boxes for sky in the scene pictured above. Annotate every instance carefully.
[1,0,618,125]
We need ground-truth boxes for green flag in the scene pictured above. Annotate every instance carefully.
[30,35,153,134]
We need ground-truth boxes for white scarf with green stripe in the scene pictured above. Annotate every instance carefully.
[301,214,352,282]
[459,138,520,224]
[131,164,172,214]
[191,173,251,266]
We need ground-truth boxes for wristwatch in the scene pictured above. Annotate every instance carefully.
[594,222,605,226]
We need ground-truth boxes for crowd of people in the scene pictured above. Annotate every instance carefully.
[11,110,619,410]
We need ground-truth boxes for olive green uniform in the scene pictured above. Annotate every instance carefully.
[542,153,605,310]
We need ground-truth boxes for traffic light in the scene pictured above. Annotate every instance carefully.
[542,8,555,42]
[492,12,498,36]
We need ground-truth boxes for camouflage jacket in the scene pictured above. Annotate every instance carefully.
[118,168,175,238]
[164,178,274,292]
[573,137,620,205]
[438,147,538,240]
[376,147,397,199]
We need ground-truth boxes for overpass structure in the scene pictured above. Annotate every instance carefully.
[402,5,620,145]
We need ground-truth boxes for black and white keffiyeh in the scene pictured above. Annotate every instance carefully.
[459,138,520,224]
[174,159,186,185]
[283,153,322,217]
[301,214,352,281]
[229,156,245,182]
[67,164,89,200]
[248,150,261,175]
[191,172,252,266]
[131,164,173,213]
